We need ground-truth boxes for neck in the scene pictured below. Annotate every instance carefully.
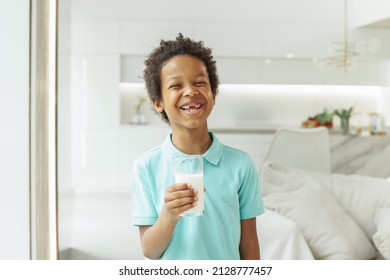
[171,126,212,155]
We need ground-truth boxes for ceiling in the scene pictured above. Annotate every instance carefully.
[60,0,390,60]
[63,0,390,30]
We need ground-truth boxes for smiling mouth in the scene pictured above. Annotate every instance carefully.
[180,104,203,111]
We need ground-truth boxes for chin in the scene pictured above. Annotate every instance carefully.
[183,120,208,130]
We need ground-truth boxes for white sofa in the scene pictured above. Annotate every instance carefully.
[257,209,314,259]
[60,189,315,260]
[127,207,315,260]
[127,195,316,260]
[61,162,390,260]
[260,162,390,260]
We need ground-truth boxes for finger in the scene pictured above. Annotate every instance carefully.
[188,184,198,195]
[166,190,197,202]
[167,183,191,192]
[166,197,197,211]
[180,202,197,213]
[172,202,197,220]
[165,184,196,199]
[165,188,196,202]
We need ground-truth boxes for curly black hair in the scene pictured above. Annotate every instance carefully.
[143,33,220,123]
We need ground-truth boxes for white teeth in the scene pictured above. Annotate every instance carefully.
[181,104,202,110]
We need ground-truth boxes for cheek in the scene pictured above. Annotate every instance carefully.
[160,94,179,109]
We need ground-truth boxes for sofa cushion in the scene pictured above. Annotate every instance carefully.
[372,207,390,260]
[308,171,390,242]
[262,162,378,260]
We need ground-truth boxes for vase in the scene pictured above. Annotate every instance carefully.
[131,113,147,124]
[340,117,350,135]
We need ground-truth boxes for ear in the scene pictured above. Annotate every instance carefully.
[153,99,164,113]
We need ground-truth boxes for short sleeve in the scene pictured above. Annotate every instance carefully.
[238,156,265,219]
[131,159,158,226]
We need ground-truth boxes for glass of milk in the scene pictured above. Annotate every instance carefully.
[173,155,204,217]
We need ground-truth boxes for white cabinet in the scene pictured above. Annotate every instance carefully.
[119,125,170,186]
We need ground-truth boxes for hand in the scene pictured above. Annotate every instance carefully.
[163,183,198,222]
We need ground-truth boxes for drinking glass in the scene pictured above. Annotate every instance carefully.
[173,155,204,216]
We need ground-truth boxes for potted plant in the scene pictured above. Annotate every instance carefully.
[132,95,147,124]
[334,106,354,135]
[315,109,334,128]
[301,108,333,128]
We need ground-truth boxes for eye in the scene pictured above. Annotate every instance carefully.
[194,81,207,87]
[168,84,182,90]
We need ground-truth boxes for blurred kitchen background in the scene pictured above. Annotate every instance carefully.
[2,0,390,260]
[56,0,390,259]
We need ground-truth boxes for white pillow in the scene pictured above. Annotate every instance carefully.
[308,171,390,241]
[372,208,390,260]
[262,162,377,260]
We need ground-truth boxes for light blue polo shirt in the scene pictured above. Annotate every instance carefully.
[131,132,264,260]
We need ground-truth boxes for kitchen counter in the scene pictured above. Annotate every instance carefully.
[211,124,390,178]
[210,123,282,134]
[122,123,390,178]
[330,133,390,179]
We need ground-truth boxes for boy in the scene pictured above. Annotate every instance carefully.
[131,34,264,260]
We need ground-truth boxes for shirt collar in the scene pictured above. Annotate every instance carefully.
[162,132,222,166]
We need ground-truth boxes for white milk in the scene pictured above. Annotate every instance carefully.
[174,173,204,216]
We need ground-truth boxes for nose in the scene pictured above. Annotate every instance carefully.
[183,86,199,97]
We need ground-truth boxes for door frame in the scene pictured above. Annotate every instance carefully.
[30,0,58,260]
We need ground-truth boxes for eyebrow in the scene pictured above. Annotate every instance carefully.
[166,76,181,83]
[166,72,208,82]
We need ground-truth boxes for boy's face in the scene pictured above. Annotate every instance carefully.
[154,55,215,131]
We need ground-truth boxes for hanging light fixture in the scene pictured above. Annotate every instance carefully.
[313,0,381,72]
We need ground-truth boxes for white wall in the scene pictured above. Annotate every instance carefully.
[0,0,30,259]
[116,19,390,85]
[120,83,386,126]
[60,0,390,86]
[56,0,390,259]
[122,54,390,85]
[58,0,390,191]
[353,0,390,27]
